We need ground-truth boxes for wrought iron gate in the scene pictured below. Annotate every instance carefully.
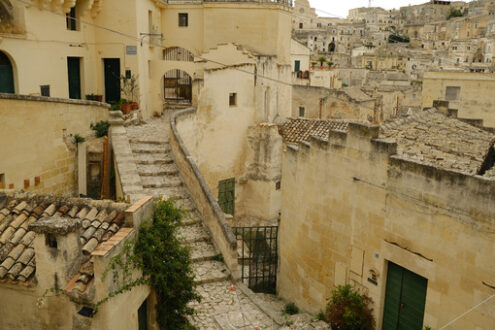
[233,226,278,294]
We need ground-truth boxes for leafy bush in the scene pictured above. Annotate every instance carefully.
[447,8,463,20]
[134,199,200,329]
[325,285,375,330]
[73,134,85,144]
[388,34,410,43]
[90,121,110,137]
[284,302,299,315]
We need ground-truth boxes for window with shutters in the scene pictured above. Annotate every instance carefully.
[179,13,188,27]
[445,86,461,101]
[218,178,235,215]
[299,107,305,117]
[66,7,77,31]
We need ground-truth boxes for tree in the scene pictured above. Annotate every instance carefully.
[447,8,463,20]
[325,285,375,330]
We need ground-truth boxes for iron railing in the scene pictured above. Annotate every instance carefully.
[233,226,278,294]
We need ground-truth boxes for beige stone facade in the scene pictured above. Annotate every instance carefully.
[422,71,495,126]
[0,94,108,196]
[277,110,495,329]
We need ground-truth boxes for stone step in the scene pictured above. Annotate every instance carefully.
[131,144,171,154]
[189,241,219,262]
[137,163,178,177]
[192,260,230,285]
[174,198,196,212]
[142,186,190,200]
[141,176,183,189]
[135,154,174,165]
[177,224,210,244]
[129,139,168,145]
[180,210,202,226]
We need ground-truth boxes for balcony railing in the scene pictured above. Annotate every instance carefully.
[162,0,294,7]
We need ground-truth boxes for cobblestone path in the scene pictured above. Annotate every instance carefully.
[124,115,328,329]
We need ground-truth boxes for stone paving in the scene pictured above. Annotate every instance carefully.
[121,113,328,329]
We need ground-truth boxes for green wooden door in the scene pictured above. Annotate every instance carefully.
[294,60,300,72]
[382,262,428,330]
[104,58,121,104]
[218,178,235,215]
[67,57,81,99]
[0,51,14,93]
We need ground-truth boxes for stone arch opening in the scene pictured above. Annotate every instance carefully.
[0,50,15,93]
[162,47,195,62]
[328,42,336,52]
[163,69,192,103]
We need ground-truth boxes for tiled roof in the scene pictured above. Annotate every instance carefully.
[0,192,127,287]
[279,118,349,144]
[380,109,494,175]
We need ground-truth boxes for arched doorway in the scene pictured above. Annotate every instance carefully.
[0,51,14,93]
[328,42,336,52]
[163,69,192,103]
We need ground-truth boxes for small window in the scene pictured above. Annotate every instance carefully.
[40,85,50,97]
[299,107,305,117]
[275,181,281,190]
[445,86,461,101]
[299,22,303,29]
[66,7,77,31]
[45,234,57,249]
[229,93,237,107]
[0,173,4,189]
[179,13,188,27]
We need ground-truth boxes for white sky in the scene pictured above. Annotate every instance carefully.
[308,0,474,18]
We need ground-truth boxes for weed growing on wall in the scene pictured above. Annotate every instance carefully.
[325,285,375,330]
[90,121,110,137]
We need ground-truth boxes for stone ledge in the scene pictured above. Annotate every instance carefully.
[0,93,110,108]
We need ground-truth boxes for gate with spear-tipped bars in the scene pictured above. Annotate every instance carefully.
[233,226,278,294]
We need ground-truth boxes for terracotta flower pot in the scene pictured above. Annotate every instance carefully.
[120,103,132,114]
[96,95,103,102]
[131,102,138,110]
[319,66,324,70]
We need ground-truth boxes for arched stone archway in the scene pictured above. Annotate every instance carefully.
[163,69,192,103]
[163,47,195,62]
[0,50,15,93]
[328,42,336,52]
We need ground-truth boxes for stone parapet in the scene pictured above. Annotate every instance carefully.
[170,108,240,280]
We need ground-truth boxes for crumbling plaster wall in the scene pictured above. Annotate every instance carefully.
[277,124,495,329]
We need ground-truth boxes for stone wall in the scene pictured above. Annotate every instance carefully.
[277,123,495,329]
[422,71,495,127]
[0,94,109,196]
[170,108,240,280]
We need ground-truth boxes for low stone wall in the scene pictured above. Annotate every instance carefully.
[0,93,109,196]
[170,108,240,280]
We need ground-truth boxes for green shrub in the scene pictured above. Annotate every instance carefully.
[73,134,85,144]
[283,302,299,315]
[110,103,121,110]
[316,310,325,321]
[134,199,201,329]
[325,285,375,330]
[90,121,110,137]
[447,8,463,20]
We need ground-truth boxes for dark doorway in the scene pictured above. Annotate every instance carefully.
[0,51,14,93]
[67,57,81,99]
[329,42,336,52]
[382,262,428,330]
[163,69,192,103]
[138,299,147,330]
[104,58,121,104]
[294,60,300,72]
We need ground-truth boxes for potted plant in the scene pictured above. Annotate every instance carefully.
[120,74,139,111]
[318,57,327,70]
[95,94,103,102]
[327,61,334,70]
[311,62,317,70]
[86,93,103,102]
[119,98,132,114]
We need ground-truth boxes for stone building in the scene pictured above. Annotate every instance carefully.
[0,191,155,329]
[422,71,495,126]
[277,108,495,329]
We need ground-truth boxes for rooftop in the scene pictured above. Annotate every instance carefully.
[0,192,128,290]
[380,109,494,175]
[278,118,349,144]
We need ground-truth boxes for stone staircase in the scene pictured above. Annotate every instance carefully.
[127,136,230,286]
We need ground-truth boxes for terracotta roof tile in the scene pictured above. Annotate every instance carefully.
[0,192,128,285]
[279,118,349,145]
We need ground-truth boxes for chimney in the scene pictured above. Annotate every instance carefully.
[29,216,82,291]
